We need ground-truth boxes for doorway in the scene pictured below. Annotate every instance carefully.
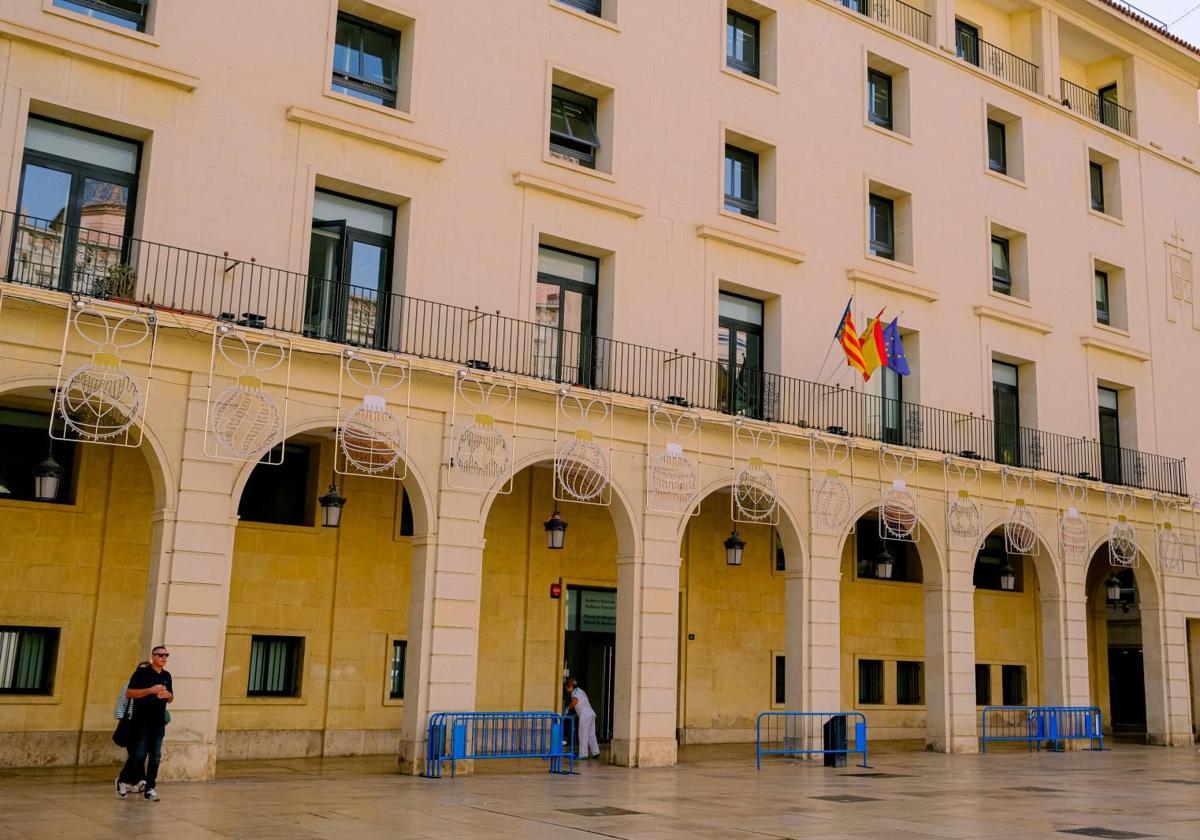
[1107,647,1146,732]
[563,585,616,743]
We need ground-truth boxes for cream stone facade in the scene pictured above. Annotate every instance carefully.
[0,0,1199,782]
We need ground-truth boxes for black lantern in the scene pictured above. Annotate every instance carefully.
[874,544,894,580]
[1105,574,1122,607]
[32,450,63,502]
[999,561,1016,592]
[724,529,745,566]
[318,481,347,528]
[544,509,568,550]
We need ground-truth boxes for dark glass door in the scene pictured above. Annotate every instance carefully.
[306,220,347,342]
[956,20,980,66]
[535,246,598,388]
[992,361,1020,466]
[1107,647,1145,732]
[1099,387,1121,484]
[1098,84,1119,130]
[882,367,903,444]
[718,293,764,418]
[564,586,615,744]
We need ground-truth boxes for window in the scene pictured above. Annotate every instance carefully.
[955,19,980,66]
[973,532,1022,591]
[400,488,414,537]
[307,190,396,348]
[896,661,923,705]
[855,519,923,582]
[389,639,407,699]
[867,69,892,130]
[1089,162,1105,213]
[1095,270,1110,325]
[558,0,601,14]
[1098,386,1121,484]
[992,361,1020,466]
[247,635,303,697]
[53,0,147,31]
[975,664,991,706]
[723,144,759,218]
[0,627,59,695]
[987,120,1006,174]
[1001,664,1026,706]
[726,10,759,77]
[774,529,786,572]
[0,409,77,504]
[718,292,764,417]
[858,659,883,704]
[881,365,903,445]
[1098,84,1119,131]
[869,194,894,260]
[535,245,599,387]
[14,117,140,295]
[990,236,1011,295]
[773,653,785,706]
[237,443,315,526]
[549,86,600,170]
[332,13,400,108]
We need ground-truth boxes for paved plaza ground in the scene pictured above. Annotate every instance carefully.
[0,742,1197,839]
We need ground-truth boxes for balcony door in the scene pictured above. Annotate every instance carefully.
[1098,84,1119,131]
[955,19,980,67]
[1098,386,1121,483]
[718,292,764,418]
[535,245,598,388]
[306,190,394,348]
[14,117,140,295]
[992,361,1020,466]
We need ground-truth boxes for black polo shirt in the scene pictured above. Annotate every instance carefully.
[128,666,172,725]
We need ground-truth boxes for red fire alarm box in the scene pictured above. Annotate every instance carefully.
[549,582,562,599]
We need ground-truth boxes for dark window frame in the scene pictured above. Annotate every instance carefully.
[717,291,765,418]
[389,639,408,699]
[53,0,148,32]
[992,361,1021,467]
[332,12,401,109]
[855,518,923,583]
[726,9,760,77]
[773,653,785,706]
[549,86,601,170]
[868,193,895,260]
[990,235,1012,295]
[557,0,601,15]
[1095,269,1111,325]
[987,119,1007,174]
[1098,386,1121,484]
[247,635,304,698]
[723,144,759,219]
[881,365,903,445]
[0,408,78,505]
[1001,664,1026,706]
[858,658,884,705]
[1089,161,1106,213]
[955,18,980,66]
[536,244,600,388]
[975,663,991,706]
[1098,83,1119,131]
[867,68,893,130]
[973,532,1023,592]
[0,626,60,695]
[896,660,923,705]
[237,442,316,527]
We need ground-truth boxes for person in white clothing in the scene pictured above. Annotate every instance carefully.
[565,678,600,759]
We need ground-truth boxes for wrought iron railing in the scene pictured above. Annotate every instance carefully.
[1060,79,1134,136]
[0,209,1186,495]
[840,0,930,44]
[955,31,1040,94]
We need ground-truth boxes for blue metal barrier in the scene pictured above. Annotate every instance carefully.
[981,705,1104,753]
[424,712,576,778]
[755,711,870,770]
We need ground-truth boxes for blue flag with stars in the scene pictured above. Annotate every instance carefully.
[883,318,910,376]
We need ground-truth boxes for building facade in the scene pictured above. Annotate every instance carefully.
[0,0,1199,780]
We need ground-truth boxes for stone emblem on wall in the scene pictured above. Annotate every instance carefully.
[1165,233,1196,330]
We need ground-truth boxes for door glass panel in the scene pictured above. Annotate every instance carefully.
[14,163,72,287]
[345,240,384,346]
[72,178,130,297]
[718,292,763,325]
[1099,390,1121,483]
[25,118,138,174]
[534,280,562,379]
[313,191,394,235]
[306,227,342,339]
[538,246,597,286]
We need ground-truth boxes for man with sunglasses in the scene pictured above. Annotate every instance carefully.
[116,646,173,802]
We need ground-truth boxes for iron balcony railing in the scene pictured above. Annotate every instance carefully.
[0,209,1186,495]
[956,31,1040,94]
[840,0,930,44]
[1060,79,1134,136]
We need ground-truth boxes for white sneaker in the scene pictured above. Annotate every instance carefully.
[114,778,128,800]
[133,781,147,793]
[143,789,159,802]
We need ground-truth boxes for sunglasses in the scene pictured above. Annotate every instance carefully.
[153,652,170,657]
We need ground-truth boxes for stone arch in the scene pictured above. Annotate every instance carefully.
[677,474,808,573]
[838,497,947,587]
[973,515,1063,599]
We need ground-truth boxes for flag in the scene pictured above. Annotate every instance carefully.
[833,298,853,340]
[883,317,910,376]
[858,311,888,381]
[836,305,868,380]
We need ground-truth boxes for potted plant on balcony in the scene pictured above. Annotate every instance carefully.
[97,263,138,304]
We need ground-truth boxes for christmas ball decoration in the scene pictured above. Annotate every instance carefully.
[1005,501,1038,555]
[733,456,777,522]
[948,490,981,541]
[1059,507,1089,557]
[453,414,510,480]
[813,471,851,531]
[556,434,608,502]
[1109,517,1138,566]
[880,479,917,539]
[648,442,696,511]
[210,377,282,458]
[340,395,404,473]
[60,361,141,440]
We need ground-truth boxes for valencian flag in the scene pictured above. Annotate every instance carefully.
[883,317,910,376]
[833,298,868,380]
[858,310,888,380]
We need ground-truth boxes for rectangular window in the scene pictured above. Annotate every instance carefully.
[992,361,1020,467]
[53,0,147,31]
[975,664,991,706]
[858,659,883,704]
[955,19,980,66]
[987,119,1007,174]
[881,365,903,445]
[723,145,759,218]
[549,86,600,169]
[990,236,1011,295]
[389,639,407,699]
[0,409,77,504]
[773,653,785,705]
[333,13,400,108]
[1089,162,1105,213]
[726,10,760,77]
[535,245,599,387]
[1001,664,1026,706]
[868,194,894,260]
[0,626,59,695]
[1098,84,1119,131]
[1095,270,1110,325]
[558,0,601,14]
[717,291,764,417]
[247,635,303,697]
[867,69,893,130]
[896,660,923,705]
[774,529,786,572]
[237,443,314,526]
[1098,386,1121,484]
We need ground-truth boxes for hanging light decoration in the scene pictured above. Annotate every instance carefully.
[875,544,895,580]
[724,529,745,566]
[999,561,1016,592]
[543,508,568,550]
[32,447,63,502]
[318,478,347,528]
[1105,573,1122,607]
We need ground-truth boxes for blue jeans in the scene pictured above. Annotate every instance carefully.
[119,723,165,790]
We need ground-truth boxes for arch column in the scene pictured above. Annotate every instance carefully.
[1038,592,1070,706]
[925,547,978,753]
[1159,607,1195,746]
[1062,558,1093,708]
[611,512,679,767]
[801,532,841,713]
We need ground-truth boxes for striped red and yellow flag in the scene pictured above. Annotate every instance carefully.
[839,310,868,380]
[858,313,889,381]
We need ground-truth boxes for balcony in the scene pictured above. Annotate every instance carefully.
[1060,78,1134,136]
[0,208,1186,495]
[1058,19,1134,136]
[955,29,1040,94]
[840,0,931,45]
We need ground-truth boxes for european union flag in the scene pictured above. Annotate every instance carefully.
[883,318,910,376]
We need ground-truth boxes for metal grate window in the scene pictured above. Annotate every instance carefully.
[333,13,400,108]
[858,659,883,704]
[53,0,148,32]
[975,663,991,705]
[247,635,303,697]
[389,639,407,699]
[896,660,923,705]
[1001,664,1026,706]
[0,627,59,695]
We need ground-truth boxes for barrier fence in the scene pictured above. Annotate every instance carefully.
[755,711,870,770]
[424,712,575,779]
[980,705,1104,753]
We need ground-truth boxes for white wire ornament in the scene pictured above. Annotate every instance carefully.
[646,404,701,515]
[1002,468,1040,556]
[878,447,918,541]
[943,457,982,548]
[554,390,612,505]
[447,370,516,493]
[730,419,779,525]
[52,299,155,447]
[1056,478,1090,561]
[1191,502,1200,577]
[335,350,410,480]
[810,434,853,534]
[204,326,290,462]
[1153,495,1185,574]
[1106,487,1138,568]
